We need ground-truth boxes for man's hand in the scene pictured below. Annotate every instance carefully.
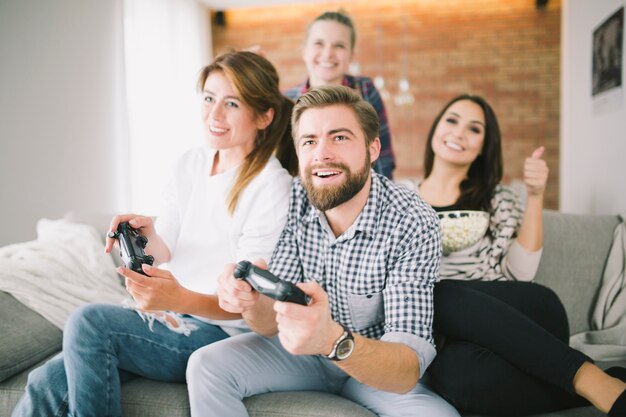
[217,260,264,314]
[218,260,281,336]
[524,146,549,197]
[274,281,343,356]
[118,264,184,311]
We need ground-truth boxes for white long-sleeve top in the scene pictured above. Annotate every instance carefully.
[155,146,293,333]
[438,185,543,282]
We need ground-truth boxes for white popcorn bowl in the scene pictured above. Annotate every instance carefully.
[438,210,490,255]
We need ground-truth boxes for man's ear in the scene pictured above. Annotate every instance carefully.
[257,108,275,130]
[369,137,381,163]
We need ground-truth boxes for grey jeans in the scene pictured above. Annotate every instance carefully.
[186,333,460,417]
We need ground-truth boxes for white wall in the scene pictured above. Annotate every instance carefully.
[0,0,128,246]
[0,0,212,247]
[123,0,211,214]
[561,0,626,214]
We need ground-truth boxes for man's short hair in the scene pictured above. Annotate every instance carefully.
[291,85,380,147]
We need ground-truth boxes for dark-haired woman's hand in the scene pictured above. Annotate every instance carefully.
[524,146,549,198]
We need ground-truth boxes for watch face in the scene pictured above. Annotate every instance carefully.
[336,338,355,360]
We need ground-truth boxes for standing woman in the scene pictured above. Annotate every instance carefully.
[284,10,396,179]
[12,50,297,417]
[419,94,626,416]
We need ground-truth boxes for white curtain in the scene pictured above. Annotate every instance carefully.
[123,0,211,214]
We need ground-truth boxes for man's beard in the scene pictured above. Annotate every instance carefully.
[302,156,371,212]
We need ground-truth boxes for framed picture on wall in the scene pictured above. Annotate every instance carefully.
[592,7,623,97]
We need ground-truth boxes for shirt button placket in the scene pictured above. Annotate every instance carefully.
[327,242,339,318]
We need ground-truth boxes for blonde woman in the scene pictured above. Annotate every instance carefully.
[12,51,297,417]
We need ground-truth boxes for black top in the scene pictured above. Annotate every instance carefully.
[431,203,461,212]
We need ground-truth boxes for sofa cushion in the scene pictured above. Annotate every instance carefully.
[121,383,379,417]
[1,359,377,417]
[3,359,621,417]
[535,211,620,335]
[244,391,377,417]
[0,291,62,382]
[120,378,191,417]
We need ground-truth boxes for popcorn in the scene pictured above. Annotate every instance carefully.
[438,211,490,255]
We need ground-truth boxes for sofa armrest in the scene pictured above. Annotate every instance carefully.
[535,210,620,335]
[0,291,62,382]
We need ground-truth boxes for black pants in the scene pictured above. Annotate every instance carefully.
[430,280,592,416]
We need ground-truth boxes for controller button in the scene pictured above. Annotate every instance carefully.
[137,236,148,248]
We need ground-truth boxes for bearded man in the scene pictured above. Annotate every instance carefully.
[186,85,458,417]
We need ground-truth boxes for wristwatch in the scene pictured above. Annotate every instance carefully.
[324,324,355,361]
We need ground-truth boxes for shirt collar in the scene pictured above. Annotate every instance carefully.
[299,75,356,95]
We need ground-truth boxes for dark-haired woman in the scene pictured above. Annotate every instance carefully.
[419,94,626,416]
[12,50,297,417]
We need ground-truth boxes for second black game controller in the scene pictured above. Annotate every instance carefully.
[233,261,310,306]
[108,222,155,276]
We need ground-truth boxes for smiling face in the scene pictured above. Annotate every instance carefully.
[303,20,354,87]
[431,99,486,169]
[296,104,379,211]
[201,70,269,164]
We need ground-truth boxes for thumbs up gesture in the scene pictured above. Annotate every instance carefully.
[524,146,549,197]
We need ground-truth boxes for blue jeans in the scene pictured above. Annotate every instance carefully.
[12,303,229,417]
[187,333,460,417]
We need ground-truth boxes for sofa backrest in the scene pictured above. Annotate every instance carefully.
[534,210,620,335]
[64,211,124,267]
[62,210,621,336]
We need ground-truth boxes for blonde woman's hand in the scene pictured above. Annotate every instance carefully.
[119,264,184,311]
[105,214,156,253]
[524,146,549,198]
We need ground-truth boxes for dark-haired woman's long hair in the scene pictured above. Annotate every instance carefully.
[423,94,503,213]
[197,50,298,215]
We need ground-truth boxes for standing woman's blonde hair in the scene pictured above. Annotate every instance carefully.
[197,51,298,214]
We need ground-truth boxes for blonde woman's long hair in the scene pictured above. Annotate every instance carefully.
[197,51,298,215]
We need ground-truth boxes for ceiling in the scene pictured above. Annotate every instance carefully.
[198,0,325,10]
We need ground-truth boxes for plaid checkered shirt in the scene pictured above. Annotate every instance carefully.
[268,172,441,374]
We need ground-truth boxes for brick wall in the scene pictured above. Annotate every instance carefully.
[212,0,561,209]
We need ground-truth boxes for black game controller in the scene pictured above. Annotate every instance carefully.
[108,222,155,276]
[233,261,310,306]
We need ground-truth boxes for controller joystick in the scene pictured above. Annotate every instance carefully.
[108,222,155,276]
[234,261,310,306]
